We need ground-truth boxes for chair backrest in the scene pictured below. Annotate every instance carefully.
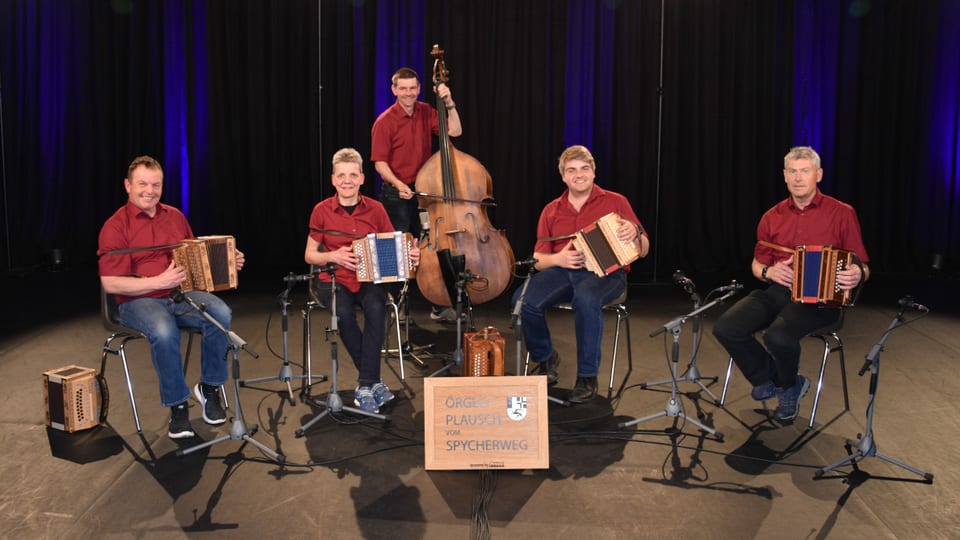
[100,286,142,335]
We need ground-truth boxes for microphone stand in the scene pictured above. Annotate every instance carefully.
[640,278,726,401]
[172,292,284,464]
[296,266,387,438]
[618,286,742,440]
[815,303,933,481]
[510,259,569,406]
[429,270,475,377]
[240,272,326,403]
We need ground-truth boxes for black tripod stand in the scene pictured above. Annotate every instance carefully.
[295,267,388,438]
[241,272,325,403]
[172,292,284,464]
[619,284,742,440]
[815,297,934,481]
[639,271,724,401]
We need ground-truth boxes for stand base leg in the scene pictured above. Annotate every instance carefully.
[618,398,724,441]
[815,436,933,481]
[295,392,390,438]
[177,419,285,464]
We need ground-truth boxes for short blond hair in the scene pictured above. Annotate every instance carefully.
[332,147,363,169]
[558,145,596,175]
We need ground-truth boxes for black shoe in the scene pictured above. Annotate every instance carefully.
[168,403,196,439]
[194,383,227,425]
[568,376,598,403]
[535,352,561,385]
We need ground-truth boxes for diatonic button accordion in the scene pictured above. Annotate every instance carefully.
[172,235,239,292]
[352,232,417,283]
[573,212,641,277]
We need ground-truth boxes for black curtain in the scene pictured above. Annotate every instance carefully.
[1,0,957,288]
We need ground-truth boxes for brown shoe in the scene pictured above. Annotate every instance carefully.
[568,376,598,403]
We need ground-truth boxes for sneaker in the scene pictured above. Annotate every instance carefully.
[534,352,561,385]
[354,386,380,413]
[751,380,778,401]
[568,376,598,404]
[168,403,195,439]
[371,380,395,407]
[193,383,227,425]
[430,306,459,323]
[773,375,810,422]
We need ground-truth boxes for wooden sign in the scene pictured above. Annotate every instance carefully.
[424,376,549,470]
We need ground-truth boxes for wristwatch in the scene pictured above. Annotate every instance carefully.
[761,265,771,283]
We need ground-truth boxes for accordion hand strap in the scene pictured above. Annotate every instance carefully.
[756,240,796,254]
[99,242,185,257]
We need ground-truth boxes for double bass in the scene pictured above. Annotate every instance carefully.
[415,45,514,306]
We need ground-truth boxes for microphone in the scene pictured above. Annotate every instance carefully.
[514,257,538,268]
[419,211,431,235]
[716,281,744,294]
[283,272,318,283]
[673,269,696,294]
[898,296,929,312]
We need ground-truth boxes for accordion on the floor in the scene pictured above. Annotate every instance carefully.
[573,212,641,277]
[463,326,506,377]
[792,245,856,307]
[352,232,417,283]
[42,365,108,432]
[172,235,239,292]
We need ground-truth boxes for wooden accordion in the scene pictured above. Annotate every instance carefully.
[573,212,641,277]
[42,365,108,432]
[792,245,855,307]
[352,232,417,283]
[172,235,239,292]
[463,326,506,377]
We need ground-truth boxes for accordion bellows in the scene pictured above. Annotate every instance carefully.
[792,245,855,307]
[573,212,641,277]
[172,235,239,292]
[352,232,417,283]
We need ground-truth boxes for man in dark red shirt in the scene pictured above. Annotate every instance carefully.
[516,145,650,403]
[98,156,245,439]
[305,148,420,413]
[371,66,461,322]
[713,146,869,422]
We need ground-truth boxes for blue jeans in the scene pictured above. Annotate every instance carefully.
[712,285,840,388]
[119,291,231,407]
[315,282,387,387]
[513,267,626,378]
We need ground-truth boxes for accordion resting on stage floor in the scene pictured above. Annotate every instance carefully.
[172,235,239,292]
[573,212,641,277]
[352,232,417,283]
[792,245,855,307]
[43,365,108,432]
[463,326,505,377]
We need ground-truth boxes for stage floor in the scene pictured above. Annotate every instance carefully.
[1,270,957,539]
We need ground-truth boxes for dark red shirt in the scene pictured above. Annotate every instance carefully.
[97,202,194,303]
[370,101,440,185]
[534,185,646,272]
[754,190,870,265]
[308,195,395,292]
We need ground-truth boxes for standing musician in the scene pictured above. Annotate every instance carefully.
[516,145,650,403]
[713,146,869,422]
[97,155,245,439]
[304,148,420,414]
[371,66,462,323]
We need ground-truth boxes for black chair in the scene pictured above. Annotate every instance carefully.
[719,309,850,429]
[98,288,222,433]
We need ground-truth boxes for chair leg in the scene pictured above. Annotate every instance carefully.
[388,302,405,382]
[118,342,143,433]
[607,305,632,399]
[719,357,735,406]
[808,332,848,429]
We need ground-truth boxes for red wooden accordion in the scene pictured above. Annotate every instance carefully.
[463,326,506,377]
[352,232,417,283]
[792,245,855,307]
[172,235,238,292]
[573,212,641,277]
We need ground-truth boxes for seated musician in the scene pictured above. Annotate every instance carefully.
[97,156,245,439]
[515,145,650,403]
[712,146,869,422]
[304,148,419,414]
